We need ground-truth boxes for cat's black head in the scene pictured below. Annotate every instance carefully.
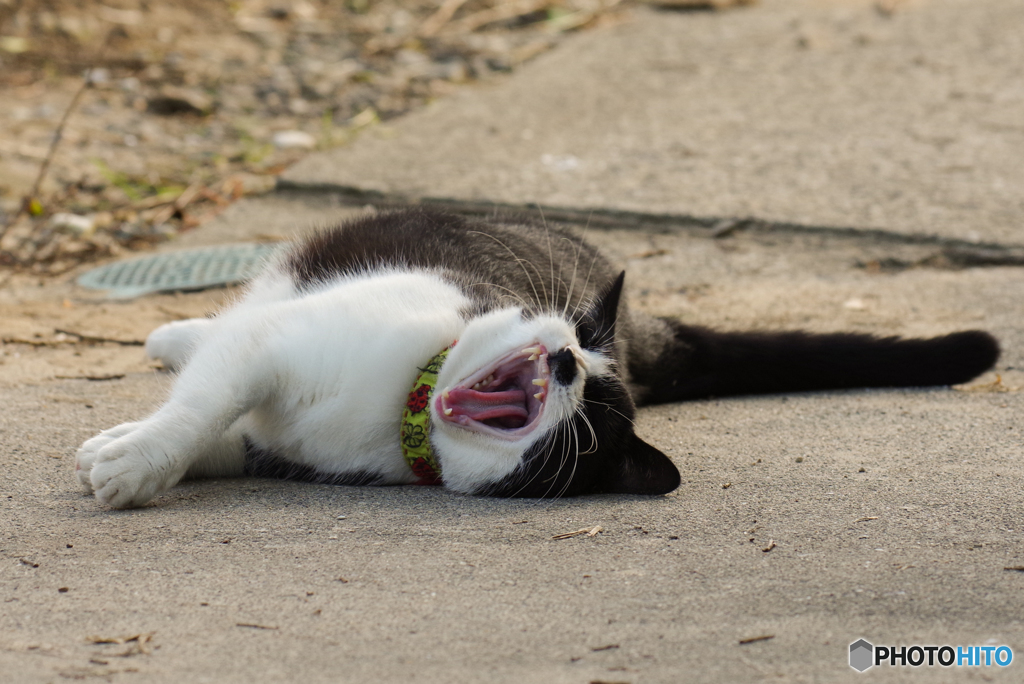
[431,272,681,498]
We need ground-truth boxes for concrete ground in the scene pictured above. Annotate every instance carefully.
[3,0,1023,682]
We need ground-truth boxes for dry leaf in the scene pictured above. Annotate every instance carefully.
[957,374,1017,393]
[552,525,602,540]
[86,632,153,646]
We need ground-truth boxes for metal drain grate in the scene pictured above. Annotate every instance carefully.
[76,243,283,298]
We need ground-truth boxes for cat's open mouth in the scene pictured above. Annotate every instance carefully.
[436,344,549,440]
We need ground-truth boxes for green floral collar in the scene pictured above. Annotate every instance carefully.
[400,346,451,485]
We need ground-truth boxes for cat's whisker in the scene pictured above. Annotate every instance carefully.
[542,422,571,499]
[539,205,556,311]
[554,417,582,500]
[508,429,560,499]
[583,396,636,428]
[470,282,531,310]
[467,230,544,309]
[561,237,583,320]
[569,258,600,326]
[575,405,599,455]
[566,217,598,322]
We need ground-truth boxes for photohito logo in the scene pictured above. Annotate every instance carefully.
[849,639,1013,672]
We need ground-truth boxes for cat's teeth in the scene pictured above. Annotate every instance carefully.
[533,392,544,401]
[444,408,453,416]
[521,346,541,360]
[531,378,547,387]
[472,374,495,390]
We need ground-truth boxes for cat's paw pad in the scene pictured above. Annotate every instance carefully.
[76,422,142,493]
[83,424,186,508]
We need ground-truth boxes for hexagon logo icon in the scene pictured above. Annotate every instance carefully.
[850,639,874,672]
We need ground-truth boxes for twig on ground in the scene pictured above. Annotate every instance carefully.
[0,75,93,244]
[418,0,473,37]
[3,337,68,347]
[156,306,195,320]
[552,525,602,539]
[148,181,204,226]
[446,0,555,34]
[544,0,624,33]
[86,633,154,646]
[54,329,145,346]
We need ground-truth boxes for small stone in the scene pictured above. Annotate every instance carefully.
[272,130,317,150]
[147,86,213,116]
[86,67,110,85]
[844,298,867,311]
[49,213,96,237]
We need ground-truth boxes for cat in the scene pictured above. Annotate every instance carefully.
[75,208,1000,508]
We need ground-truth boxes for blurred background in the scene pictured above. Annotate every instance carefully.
[0,0,678,272]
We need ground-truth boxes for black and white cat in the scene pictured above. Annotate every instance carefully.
[75,209,1000,507]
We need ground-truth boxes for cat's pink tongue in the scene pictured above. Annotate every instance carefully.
[445,388,528,422]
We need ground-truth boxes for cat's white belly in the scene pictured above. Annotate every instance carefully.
[240,270,469,480]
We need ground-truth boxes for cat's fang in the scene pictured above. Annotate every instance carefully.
[522,346,542,362]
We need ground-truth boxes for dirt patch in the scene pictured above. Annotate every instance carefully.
[0,0,630,273]
[0,272,234,387]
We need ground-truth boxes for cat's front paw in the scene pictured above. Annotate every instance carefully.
[77,421,186,508]
[76,422,142,493]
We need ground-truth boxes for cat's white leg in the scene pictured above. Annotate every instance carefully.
[145,318,214,370]
[82,315,277,508]
[182,419,248,480]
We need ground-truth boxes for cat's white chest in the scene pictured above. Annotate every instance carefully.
[240,270,469,479]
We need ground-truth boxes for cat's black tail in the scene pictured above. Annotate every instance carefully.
[632,322,1000,405]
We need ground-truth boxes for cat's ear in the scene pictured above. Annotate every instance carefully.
[602,434,681,495]
[596,271,625,334]
[579,271,625,348]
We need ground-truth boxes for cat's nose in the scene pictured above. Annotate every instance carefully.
[548,348,577,386]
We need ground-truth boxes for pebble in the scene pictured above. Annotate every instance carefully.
[49,213,96,237]
[272,130,317,150]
